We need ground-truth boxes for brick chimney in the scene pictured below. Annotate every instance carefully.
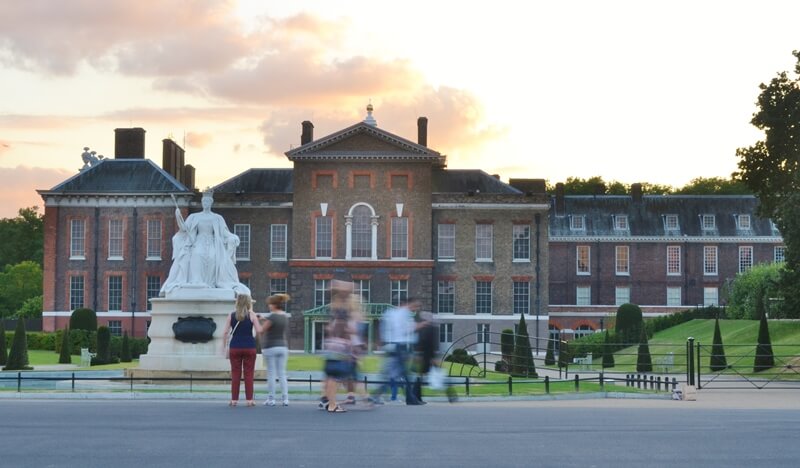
[509,178,546,195]
[114,128,145,159]
[183,164,195,190]
[417,117,428,147]
[162,139,186,185]
[301,121,314,145]
[631,182,643,203]
[555,182,566,215]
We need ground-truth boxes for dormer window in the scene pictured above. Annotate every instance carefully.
[570,215,585,231]
[701,214,716,231]
[663,214,679,231]
[613,215,629,231]
[736,214,751,230]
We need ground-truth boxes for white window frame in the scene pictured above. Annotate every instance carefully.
[614,215,629,231]
[346,203,377,260]
[512,225,530,262]
[664,214,679,232]
[270,277,288,295]
[146,275,161,311]
[146,219,162,260]
[107,219,124,260]
[391,217,409,259]
[615,286,631,306]
[314,279,330,307]
[576,245,591,275]
[701,214,716,231]
[437,280,455,313]
[774,246,786,263]
[615,245,630,276]
[270,224,288,261]
[108,275,123,312]
[70,219,86,260]
[666,287,682,307]
[477,323,490,343]
[570,215,586,231]
[353,279,370,303]
[738,246,753,273]
[512,281,530,314]
[437,224,455,261]
[737,214,751,230]
[108,320,122,337]
[576,286,591,306]
[439,323,453,345]
[234,224,251,261]
[315,216,332,259]
[703,246,718,276]
[390,279,408,306]
[703,287,719,307]
[69,275,84,310]
[475,281,492,314]
[574,325,594,339]
[475,224,493,262]
[667,245,681,276]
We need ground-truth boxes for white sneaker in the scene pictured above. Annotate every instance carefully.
[282,399,289,407]
[265,397,275,407]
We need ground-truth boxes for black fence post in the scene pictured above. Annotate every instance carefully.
[17,372,21,393]
[545,375,550,394]
[364,375,368,394]
[72,372,75,392]
[309,374,312,393]
[696,341,702,390]
[687,337,695,386]
[130,373,134,393]
[465,377,470,397]
[599,372,604,391]
[508,376,513,396]
[574,374,579,392]
[672,377,678,391]
[656,376,661,391]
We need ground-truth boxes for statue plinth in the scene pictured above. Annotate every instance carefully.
[139,295,261,372]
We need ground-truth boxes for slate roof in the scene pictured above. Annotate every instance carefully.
[285,121,444,162]
[213,169,294,193]
[432,170,523,194]
[549,195,779,238]
[42,159,189,193]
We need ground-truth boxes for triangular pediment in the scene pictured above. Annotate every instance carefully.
[285,122,443,163]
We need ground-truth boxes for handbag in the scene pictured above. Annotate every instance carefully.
[225,318,241,359]
[428,365,445,390]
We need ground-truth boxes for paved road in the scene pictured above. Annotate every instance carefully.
[1,396,799,468]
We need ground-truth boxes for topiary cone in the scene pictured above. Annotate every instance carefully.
[709,317,727,372]
[59,328,72,364]
[3,319,31,371]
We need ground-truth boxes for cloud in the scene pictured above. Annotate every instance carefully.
[184,131,213,148]
[0,166,73,218]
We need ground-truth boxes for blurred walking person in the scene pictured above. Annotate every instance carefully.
[322,281,356,413]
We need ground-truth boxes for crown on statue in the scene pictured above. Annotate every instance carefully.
[202,187,215,199]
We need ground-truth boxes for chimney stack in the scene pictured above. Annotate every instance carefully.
[183,164,196,190]
[114,128,146,159]
[631,182,643,203]
[509,178,546,195]
[417,117,428,146]
[162,138,186,186]
[555,182,566,215]
[301,121,314,145]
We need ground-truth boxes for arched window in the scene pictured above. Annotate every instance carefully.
[346,203,378,260]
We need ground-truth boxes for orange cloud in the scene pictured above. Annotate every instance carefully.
[185,131,213,148]
[0,166,74,218]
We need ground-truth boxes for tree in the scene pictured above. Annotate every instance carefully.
[636,327,653,373]
[0,207,44,269]
[69,308,97,331]
[735,50,800,317]
[511,314,536,377]
[544,338,556,366]
[673,177,751,195]
[3,319,31,370]
[15,295,43,319]
[0,321,7,366]
[0,261,43,318]
[93,326,111,365]
[753,307,775,372]
[602,330,615,368]
[121,331,132,363]
[709,316,727,372]
[615,303,643,345]
[500,329,515,363]
[726,263,787,319]
[59,328,72,364]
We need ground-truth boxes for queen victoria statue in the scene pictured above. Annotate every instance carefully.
[160,190,251,299]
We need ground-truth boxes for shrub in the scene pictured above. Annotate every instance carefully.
[92,326,112,365]
[636,327,653,372]
[615,303,643,345]
[709,316,727,372]
[500,329,515,362]
[0,322,7,366]
[3,319,32,370]
[511,314,537,377]
[753,309,774,372]
[58,327,72,364]
[70,308,97,331]
[544,338,555,366]
[25,332,56,351]
[56,329,96,355]
[494,360,509,372]
[602,330,615,368]
[130,337,148,358]
[444,348,478,366]
[120,332,132,362]
[16,295,43,319]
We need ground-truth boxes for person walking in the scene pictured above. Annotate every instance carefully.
[413,311,439,403]
[370,297,425,406]
[222,294,261,407]
[260,293,291,407]
[322,281,356,413]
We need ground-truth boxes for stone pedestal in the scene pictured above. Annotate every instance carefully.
[139,296,262,372]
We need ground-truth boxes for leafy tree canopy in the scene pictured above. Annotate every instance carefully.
[547,177,746,195]
[0,261,43,318]
[725,263,788,319]
[0,207,44,268]
[673,177,751,195]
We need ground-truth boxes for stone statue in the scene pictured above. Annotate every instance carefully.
[80,147,104,171]
[160,190,251,298]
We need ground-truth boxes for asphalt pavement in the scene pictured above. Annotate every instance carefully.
[1,392,799,468]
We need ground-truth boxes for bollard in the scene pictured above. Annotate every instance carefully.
[574,374,579,392]
[72,372,75,392]
[672,377,678,391]
[545,376,550,394]
[465,376,470,397]
[650,375,654,390]
[17,372,21,393]
[599,372,604,390]
[687,337,695,386]
[656,376,661,391]
[508,376,513,396]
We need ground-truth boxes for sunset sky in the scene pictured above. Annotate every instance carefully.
[2,0,800,218]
